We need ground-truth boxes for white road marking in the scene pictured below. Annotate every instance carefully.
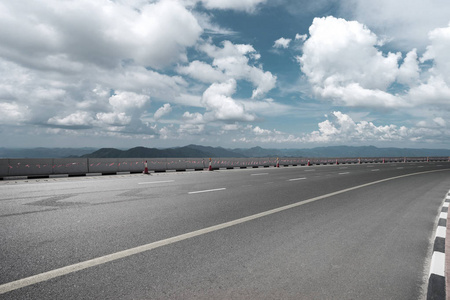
[429,252,445,276]
[371,169,380,172]
[288,178,307,181]
[1,168,449,295]
[188,188,226,194]
[138,180,175,185]
[251,173,269,176]
[339,172,349,175]
[418,166,424,168]
[436,226,446,238]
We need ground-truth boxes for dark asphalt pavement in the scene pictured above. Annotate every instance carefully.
[1,162,450,299]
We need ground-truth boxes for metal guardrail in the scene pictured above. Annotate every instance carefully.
[0,157,449,179]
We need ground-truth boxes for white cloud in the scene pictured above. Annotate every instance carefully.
[178,123,205,135]
[273,37,292,49]
[202,79,255,121]
[434,117,446,127]
[0,102,28,124]
[176,60,227,83]
[96,112,131,126]
[48,111,94,128]
[200,0,266,12]
[300,111,450,144]
[299,16,413,108]
[341,0,450,51]
[109,91,150,112]
[407,23,450,106]
[199,40,276,99]
[182,111,205,124]
[295,34,307,41]
[0,0,203,70]
[154,103,172,121]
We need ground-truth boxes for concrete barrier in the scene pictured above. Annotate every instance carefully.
[1,156,448,179]
[146,158,167,172]
[88,158,120,174]
[53,158,88,175]
[0,159,8,177]
[118,159,145,173]
[184,158,205,170]
[8,159,53,177]
[259,157,277,167]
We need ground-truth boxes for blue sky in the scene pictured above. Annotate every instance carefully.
[1,0,450,149]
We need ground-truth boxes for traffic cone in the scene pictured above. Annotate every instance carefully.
[276,157,280,168]
[336,159,339,165]
[208,158,212,171]
[307,160,311,166]
[144,160,149,174]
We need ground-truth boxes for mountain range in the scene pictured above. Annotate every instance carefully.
[2,145,449,159]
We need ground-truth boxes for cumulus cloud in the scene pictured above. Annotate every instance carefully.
[299,16,413,108]
[341,0,450,51]
[154,103,172,121]
[182,112,205,124]
[295,34,307,41]
[273,37,292,49]
[48,111,94,128]
[199,0,266,12]
[0,102,29,124]
[408,23,450,106]
[301,111,438,144]
[0,0,202,70]
[109,91,150,112]
[176,60,227,83]
[198,40,276,98]
[202,79,255,121]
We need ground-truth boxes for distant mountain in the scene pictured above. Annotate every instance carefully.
[81,145,243,158]
[1,145,449,159]
[0,147,98,158]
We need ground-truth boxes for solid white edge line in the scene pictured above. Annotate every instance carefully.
[188,188,226,194]
[338,172,349,175]
[251,173,269,176]
[138,180,175,185]
[430,252,445,277]
[1,168,449,295]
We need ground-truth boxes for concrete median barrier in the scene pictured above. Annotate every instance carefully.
[1,156,448,179]
[118,159,145,173]
[7,159,53,177]
[146,158,167,172]
[52,158,88,175]
[0,159,8,177]
[88,158,120,174]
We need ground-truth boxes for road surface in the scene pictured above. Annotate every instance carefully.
[1,162,449,299]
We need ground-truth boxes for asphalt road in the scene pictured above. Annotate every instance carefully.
[1,162,450,299]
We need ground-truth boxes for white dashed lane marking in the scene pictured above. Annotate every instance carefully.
[288,178,307,181]
[188,188,226,194]
[138,180,175,185]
